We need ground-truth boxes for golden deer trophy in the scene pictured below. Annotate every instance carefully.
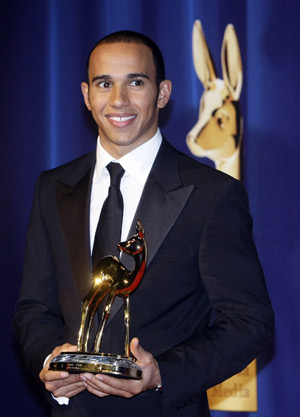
[50,221,147,379]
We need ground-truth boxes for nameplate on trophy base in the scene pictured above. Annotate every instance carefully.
[49,352,142,379]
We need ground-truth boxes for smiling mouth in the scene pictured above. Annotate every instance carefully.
[107,115,136,122]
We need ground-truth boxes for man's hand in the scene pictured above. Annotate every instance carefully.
[80,338,161,398]
[39,343,85,398]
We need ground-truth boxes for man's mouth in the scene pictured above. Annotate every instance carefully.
[107,115,136,122]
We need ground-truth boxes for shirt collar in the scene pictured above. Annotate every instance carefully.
[93,129,162,185]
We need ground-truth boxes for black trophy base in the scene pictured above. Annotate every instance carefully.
[49,352,142,379]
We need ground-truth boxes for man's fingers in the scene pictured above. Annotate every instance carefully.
[51,343,78,359]
[52,381,86,398]
[81,373,137,398]
[41,370,69,381]
[130,337,152,366]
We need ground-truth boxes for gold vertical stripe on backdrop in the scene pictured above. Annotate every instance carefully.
[186,20,258,412]
[207,360,257,411]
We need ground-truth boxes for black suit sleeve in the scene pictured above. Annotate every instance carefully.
[14,173,64,380]
[156,179,274,415]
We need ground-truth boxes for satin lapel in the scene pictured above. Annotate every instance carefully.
[106,140,194,327]
[133,180,194,266]
[131,140,194,265]
[56,163,94,299]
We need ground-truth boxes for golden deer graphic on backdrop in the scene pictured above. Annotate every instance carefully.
[186,20,243,180]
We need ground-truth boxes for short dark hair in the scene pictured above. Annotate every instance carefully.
[86,30,165,87]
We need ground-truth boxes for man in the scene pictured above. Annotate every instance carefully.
[14,31,274,417]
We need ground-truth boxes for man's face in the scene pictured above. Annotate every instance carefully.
[81,42,171,158]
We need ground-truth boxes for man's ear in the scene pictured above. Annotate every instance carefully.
[157,80,172,109]
[81,82,91,111]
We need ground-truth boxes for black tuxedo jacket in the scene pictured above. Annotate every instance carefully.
[14,140,274,416]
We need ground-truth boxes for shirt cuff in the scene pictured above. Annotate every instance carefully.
[51,393,70,405]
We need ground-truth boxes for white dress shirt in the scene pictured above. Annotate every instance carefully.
[90,129,162,251]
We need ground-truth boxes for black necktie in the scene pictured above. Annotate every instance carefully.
[92,162,125,267]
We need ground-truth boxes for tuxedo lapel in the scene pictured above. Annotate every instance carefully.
[55,154,95,299]
[133,181,193,266]
[130,140,194,265]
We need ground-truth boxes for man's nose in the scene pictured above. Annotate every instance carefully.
[110,85,130,107]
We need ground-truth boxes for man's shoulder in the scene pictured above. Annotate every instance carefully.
[165,139,237,188]
[46,151,95,174]
[40,151,95,183]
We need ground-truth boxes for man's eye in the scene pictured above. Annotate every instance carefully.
[130,80,143,86]
[99,81,112,88]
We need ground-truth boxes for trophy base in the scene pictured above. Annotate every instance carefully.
[49,352,142,379]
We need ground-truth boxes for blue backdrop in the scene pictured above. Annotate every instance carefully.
[1,0,299,416]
